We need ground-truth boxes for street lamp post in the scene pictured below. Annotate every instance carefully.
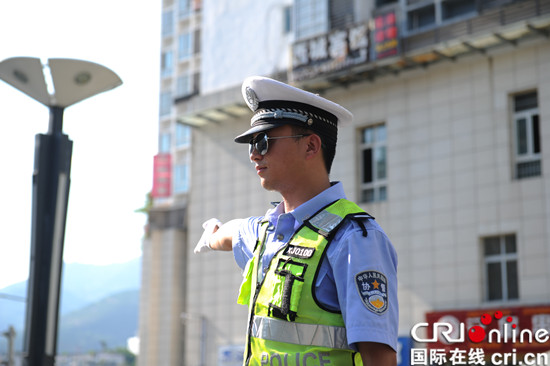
[0,57,122,366]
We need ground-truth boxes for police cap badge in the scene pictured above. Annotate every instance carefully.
[234,76,353,146]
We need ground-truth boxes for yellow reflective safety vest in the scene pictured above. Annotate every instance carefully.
[237,199,372,365]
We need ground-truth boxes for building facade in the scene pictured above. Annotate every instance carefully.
[139,0,550,365]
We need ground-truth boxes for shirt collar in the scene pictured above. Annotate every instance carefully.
[264,182,346,225]
[291,181,346,225]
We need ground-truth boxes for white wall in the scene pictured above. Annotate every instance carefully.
[201,0,293,93]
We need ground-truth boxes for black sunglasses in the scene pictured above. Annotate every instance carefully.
[249,132,311,156]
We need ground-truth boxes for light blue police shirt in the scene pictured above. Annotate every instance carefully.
[232,182,398,352]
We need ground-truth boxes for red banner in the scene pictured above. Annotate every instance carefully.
[152,153,172,198]
[374,11,399,60]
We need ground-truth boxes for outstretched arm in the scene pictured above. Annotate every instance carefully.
[209,219,243,251]
[194,219,244,253]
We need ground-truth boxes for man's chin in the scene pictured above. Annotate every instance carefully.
[259,178,274,192]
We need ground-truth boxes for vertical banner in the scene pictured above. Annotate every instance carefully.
[374,11,399,59]
[152,153,172,198]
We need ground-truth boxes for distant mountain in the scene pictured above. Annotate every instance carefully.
[58,289,140,353]
[0,258,141,352]
[60,258,141,314]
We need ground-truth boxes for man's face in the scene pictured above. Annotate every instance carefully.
[249,125,306,193]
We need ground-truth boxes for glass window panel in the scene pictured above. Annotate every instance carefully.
[376,124,387,142]
[176,124,191,147]
[329,0,354,30]
[517,161,541,178]
[484,237,501,256]
[379,186,387,201]
[179,0,191,17]
[162,11,174,36]
[177,75,192,97]
[283,6,292,33]
[362,127,374,144]
[179,33,193,59]
[376,0,397,6]
[408,5,435,30]
[506,261,519,299]
[442,0,475,20]
[487,262,503,301]
[295,0,329,39]
[362,188,374,203]
[514,92,537,112]
[362,148,373,183]
[161,51,173,77]
[533,115,541,154]
[505,235,516,254]
[174,164,189,193]
[516,118,528,155]
[159,133,171,153]
[376,146,387,180]
[160,92,172,116]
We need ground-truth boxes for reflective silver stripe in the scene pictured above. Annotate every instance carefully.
[251,316,351,350]
[309,210,343,236]
[252,110,309,124]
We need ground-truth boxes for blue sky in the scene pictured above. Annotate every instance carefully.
[0,0,161,288]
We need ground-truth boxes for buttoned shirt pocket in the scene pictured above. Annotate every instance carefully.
[265,257,307,322]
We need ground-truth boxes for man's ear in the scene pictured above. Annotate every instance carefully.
[305,134,322,159]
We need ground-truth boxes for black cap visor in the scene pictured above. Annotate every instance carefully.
[234,119,307,143]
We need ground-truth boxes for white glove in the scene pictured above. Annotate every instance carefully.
[194,218,222,254]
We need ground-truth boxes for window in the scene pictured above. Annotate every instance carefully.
[179,0,191,18]
[483,235,519,301]
[513,91,541,179]
[176,74,192,97]
[407,4,435,31]
[159,133,171,153]
[283,5,293,34]
[376,0,398,7]
[442,0,476,20]
[405,0,479,34]
[294,0,355,40]
[359,124,387,203]
[295,0,329,39]
[178,32,193,60]
[174,163,190,194]
[161,51,173,78]
[176,123,191,147]
[160,92,172,117]
[162,10,174,37]
[329,0,354,31]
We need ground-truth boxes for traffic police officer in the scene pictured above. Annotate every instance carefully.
[195,76,398,365]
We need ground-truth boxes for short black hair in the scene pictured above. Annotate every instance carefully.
[291,125,336,174]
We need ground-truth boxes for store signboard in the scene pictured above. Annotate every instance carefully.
[291,23,370,81]
[373,10,399,60]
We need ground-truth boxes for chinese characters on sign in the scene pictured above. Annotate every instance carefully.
[373,11,399,60]
[290,23,369,81]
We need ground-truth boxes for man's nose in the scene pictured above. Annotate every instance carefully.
[249,145,262,162]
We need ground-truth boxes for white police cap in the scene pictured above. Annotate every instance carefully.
[234,76,353,144]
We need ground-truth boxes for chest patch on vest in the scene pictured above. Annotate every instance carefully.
[355,270,388,314]
[283,245,315,259]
